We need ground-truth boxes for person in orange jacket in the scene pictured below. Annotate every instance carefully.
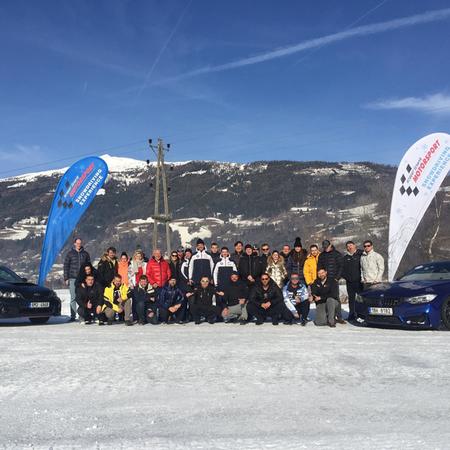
[146,249,171,290]
[117,252,130,286]
[303,244,320,286]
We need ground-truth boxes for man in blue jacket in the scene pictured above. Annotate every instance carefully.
[157,277,187,324]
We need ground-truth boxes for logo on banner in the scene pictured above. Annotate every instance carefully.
[399,164,419,197]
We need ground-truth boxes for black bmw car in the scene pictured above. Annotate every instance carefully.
[0,265,61,324]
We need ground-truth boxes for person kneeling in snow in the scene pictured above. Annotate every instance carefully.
[102,274,133,326]
[75,274,103,324]
[283,273,310,326]
[220,271,249,324]
[247,274,293,325]
[186,276,219,324]
[132,275,157,325]
[311,268,340,328]
[157,277,187,324]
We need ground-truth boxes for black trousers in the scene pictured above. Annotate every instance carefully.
[77,304,96,321]
[346,280,363,317]
[190,304,219,322]
[247,302,292,323]
[294,301,310,321]
[135,301,158,323]
[159,302,187,323]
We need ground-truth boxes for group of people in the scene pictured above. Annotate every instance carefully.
[63,235,385,327]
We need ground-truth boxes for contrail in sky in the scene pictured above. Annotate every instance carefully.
[160,8,450,83]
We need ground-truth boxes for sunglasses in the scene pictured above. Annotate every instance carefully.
[171,254,178,257]
[364,244,372,248]
[261,248,269,251]
[261,277,270,281]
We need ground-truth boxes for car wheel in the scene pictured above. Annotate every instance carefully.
[29,317,50,324]
[441,297,450,330]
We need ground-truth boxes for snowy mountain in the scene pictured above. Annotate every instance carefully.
[0,155,449,286]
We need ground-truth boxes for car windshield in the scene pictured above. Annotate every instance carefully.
[400,262,450,281]
[0,267,24,283]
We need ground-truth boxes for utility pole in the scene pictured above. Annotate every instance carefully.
[148,138,172,256]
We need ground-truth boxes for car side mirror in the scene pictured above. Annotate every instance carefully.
[21,277,28,282]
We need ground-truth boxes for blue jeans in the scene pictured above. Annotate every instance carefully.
[69,279,77,319]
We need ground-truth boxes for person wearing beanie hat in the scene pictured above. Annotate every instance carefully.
[294,237,303,248]
[286,237,307,281]
[238,244,265,289]
[221,271,249,324]
[188,239,214,286]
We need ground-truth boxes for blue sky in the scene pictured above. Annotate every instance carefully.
[1,0,450,176]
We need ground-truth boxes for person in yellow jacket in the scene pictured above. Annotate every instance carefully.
[101,274,133,325]
[303,244,320,286]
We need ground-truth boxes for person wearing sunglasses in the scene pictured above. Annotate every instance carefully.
[186,276,219,325]
[169,251,182,285]
[247,273,293,325]
[360,240,385,289]
[259,244,271,267]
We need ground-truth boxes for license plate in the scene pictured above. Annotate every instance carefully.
[29,302,50,309]
[369,307,393,316]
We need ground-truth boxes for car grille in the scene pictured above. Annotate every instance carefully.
[362,296,403,307]
[366,315,403,325]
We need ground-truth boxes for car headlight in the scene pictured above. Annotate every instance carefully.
[355,293,364,303]
[404,294,437,304]
[0,290,24,299]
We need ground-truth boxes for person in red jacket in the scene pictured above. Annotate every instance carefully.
[146,249,171,290]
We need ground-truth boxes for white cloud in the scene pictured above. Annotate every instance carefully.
[159,7,450,82]
[365,93,450,115]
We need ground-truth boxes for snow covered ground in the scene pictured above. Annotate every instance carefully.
[0,292,449,449]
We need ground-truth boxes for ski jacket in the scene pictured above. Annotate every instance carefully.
[303,253,320,286]
[317,247,343,280]
[311,277,339,303]
[158,285,185,309]
[128,260,147,288]
[75,282,103,308]
[213,257,237,290]
[283,282,309,314]
[188,250,214,284]
[286,249,308,279]
[222,280,249,307]
[249,279,283,307]
[64,246,91,280]
[97,256,118,288]
[146,257,171,288]
[266,257,287,288]
[132,284,155,304]
[238,254,264,284]
[190,285,217,307]
[342,249,363,283]
[103,283,132,312]
[361,250,385,283]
